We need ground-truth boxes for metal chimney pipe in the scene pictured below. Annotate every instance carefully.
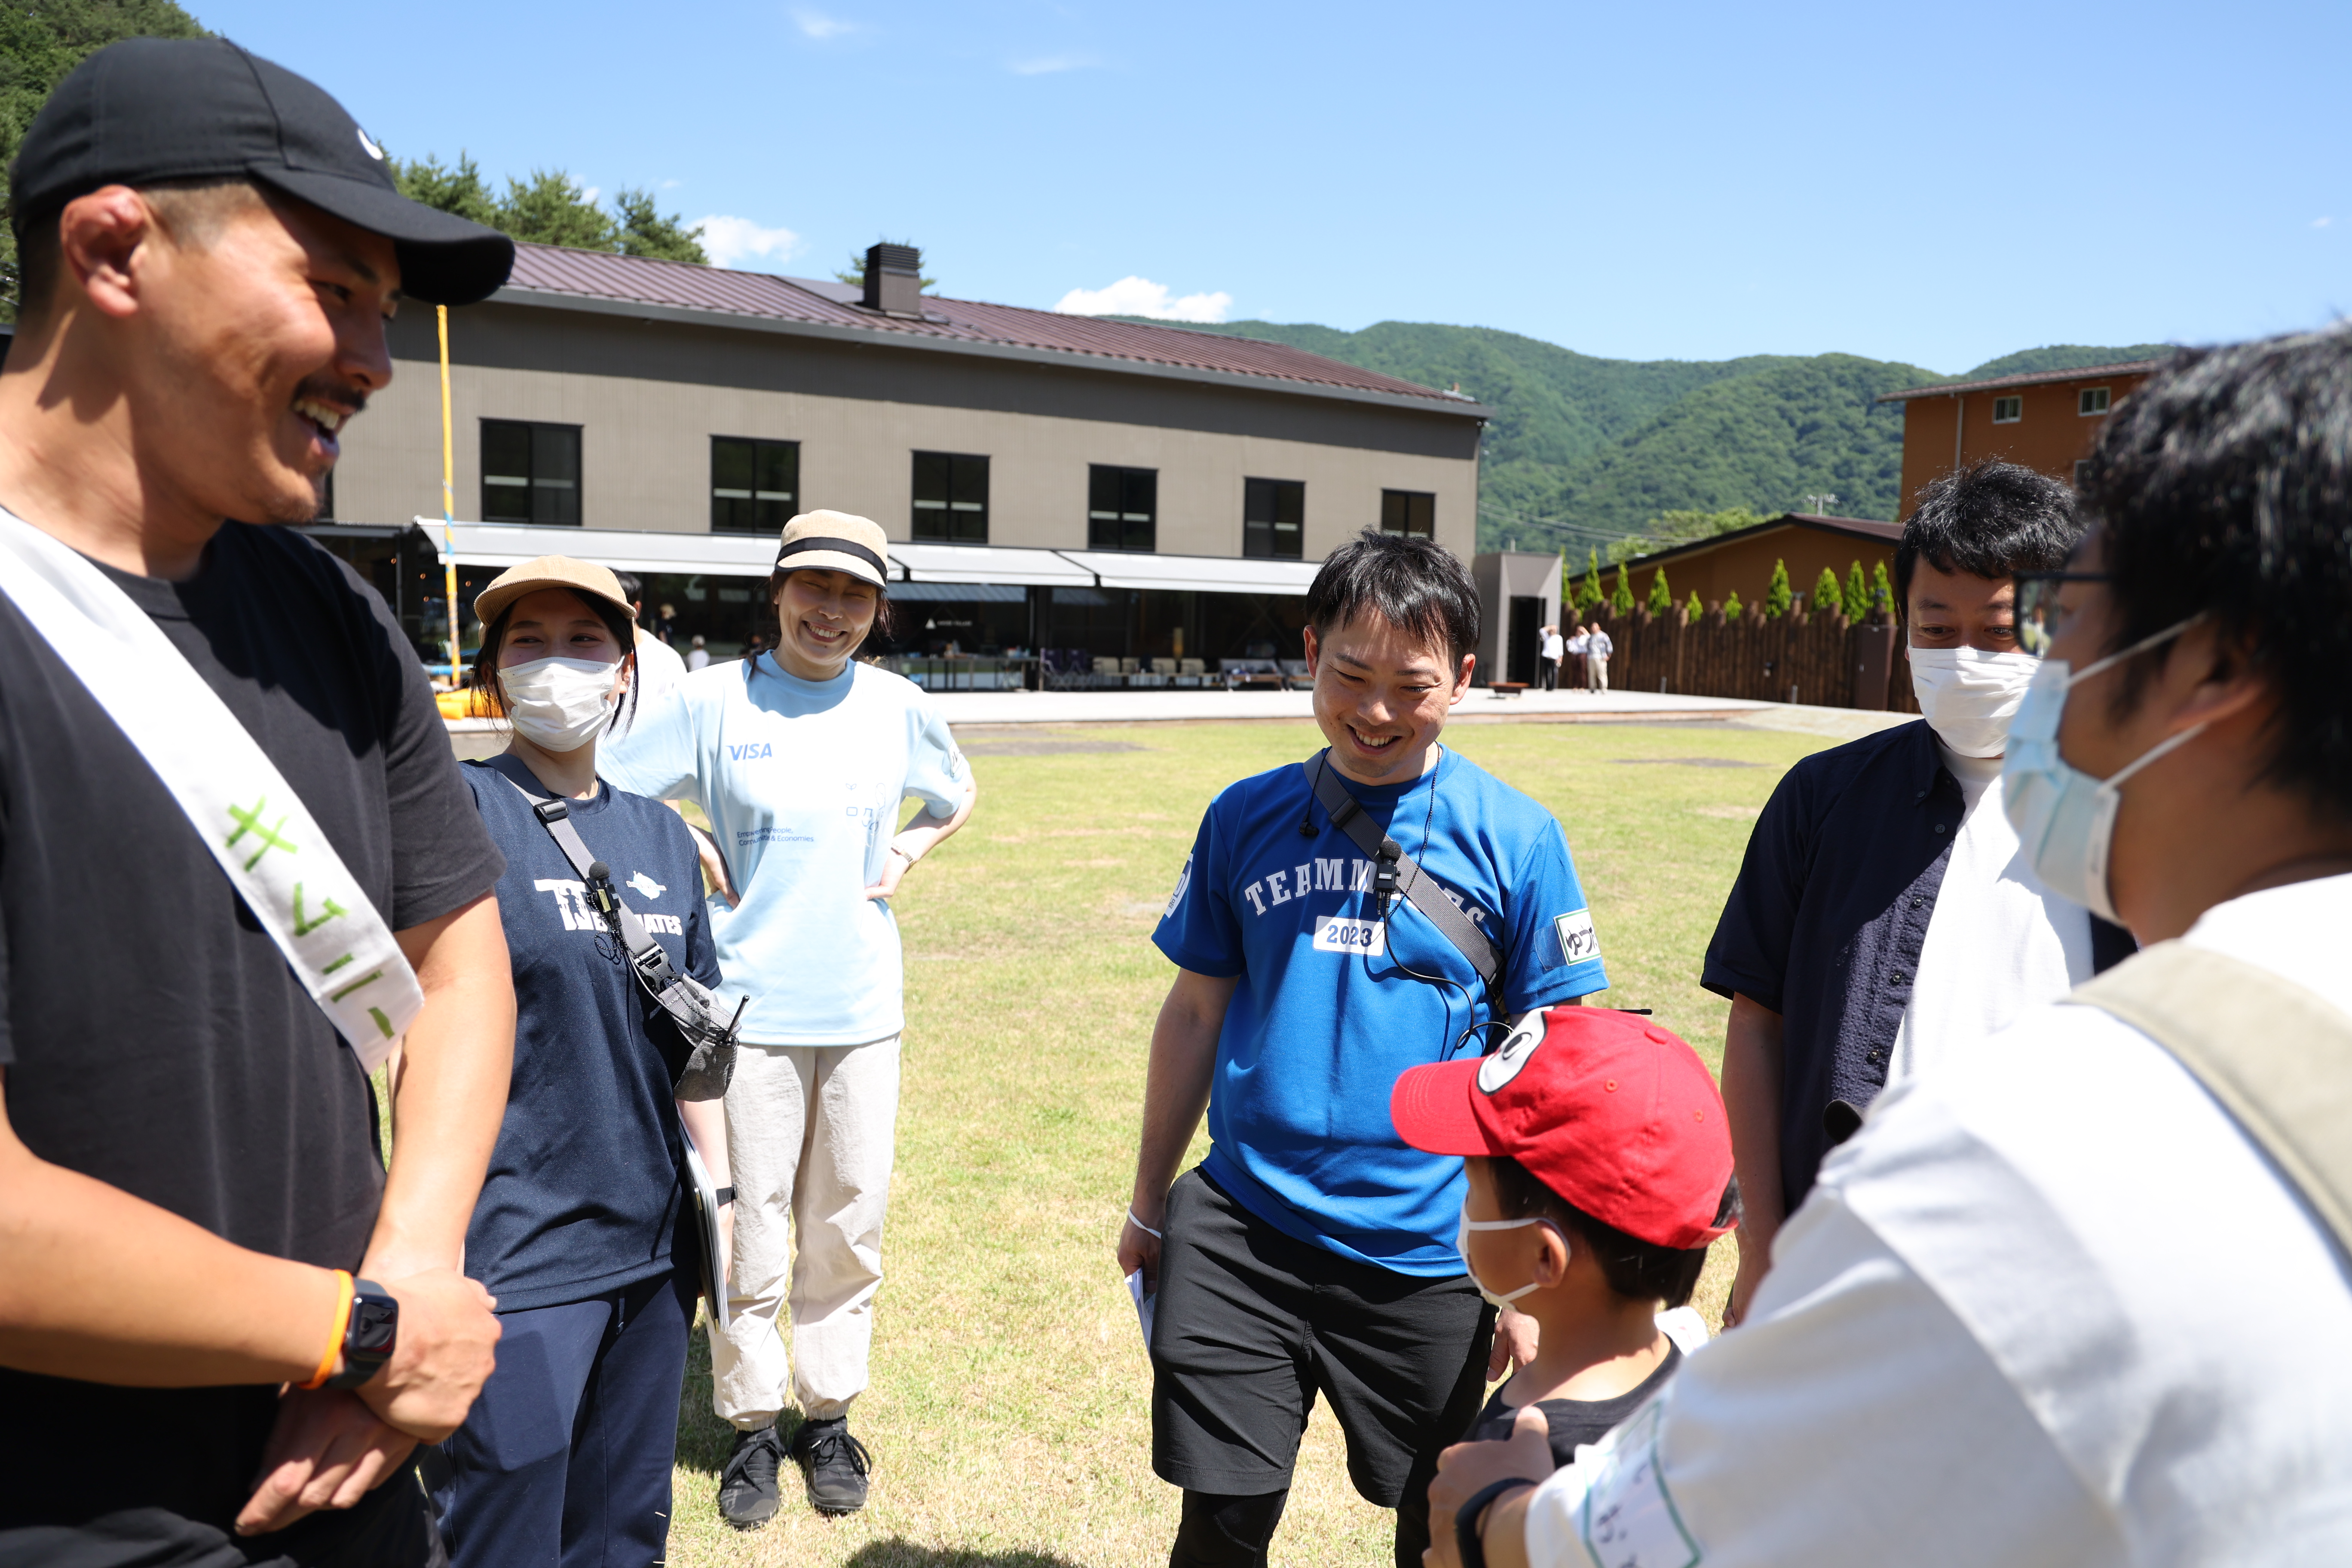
[862,244,924,318]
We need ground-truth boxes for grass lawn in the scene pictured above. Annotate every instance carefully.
[644,717,1832,1568]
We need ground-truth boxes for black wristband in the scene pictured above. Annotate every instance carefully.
[1455,1477,1539,1568]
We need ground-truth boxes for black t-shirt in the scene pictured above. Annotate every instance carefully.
[1462,1342,1682,1464]
[0,523,502,1554]
[460,759,718,1311]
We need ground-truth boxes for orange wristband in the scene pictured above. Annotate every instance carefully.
[299,1270,355,1390]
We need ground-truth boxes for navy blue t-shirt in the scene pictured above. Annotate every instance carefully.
[1154,750,1608,1275]
[462,760,721,1312]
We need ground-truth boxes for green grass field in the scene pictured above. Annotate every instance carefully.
[643,717,1831,1568]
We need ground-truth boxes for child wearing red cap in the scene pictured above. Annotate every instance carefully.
[1390,1007,1738,1476]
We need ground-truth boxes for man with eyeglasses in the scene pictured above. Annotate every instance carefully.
[1427,328,2352,1568]
[1705,459,2133,1326]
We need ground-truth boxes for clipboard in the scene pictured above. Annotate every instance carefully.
[683,1136,732,1332]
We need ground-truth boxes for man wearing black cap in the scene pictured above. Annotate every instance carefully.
[0,39,520,1566]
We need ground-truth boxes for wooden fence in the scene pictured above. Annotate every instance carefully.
[1579,604,1922,714]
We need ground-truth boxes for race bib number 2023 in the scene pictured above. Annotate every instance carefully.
[1313,916,1386,957]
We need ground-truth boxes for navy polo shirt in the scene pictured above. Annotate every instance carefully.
[1702,720,2133,1208]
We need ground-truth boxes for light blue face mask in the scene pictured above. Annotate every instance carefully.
[2001,617,2206,924]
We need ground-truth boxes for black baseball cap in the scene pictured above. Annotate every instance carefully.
[11,37,513,306]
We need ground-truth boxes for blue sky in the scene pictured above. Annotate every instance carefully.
[199,0,2349,374]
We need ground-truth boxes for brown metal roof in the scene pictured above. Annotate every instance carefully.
[497,244,1474,409]
[1878,358,2167,404]
[1614,512,1902,572]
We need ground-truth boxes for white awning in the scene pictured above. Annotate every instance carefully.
[1056,550,1319,596]
[423,521,779,577]
[423,522,1318,597]
[888,542,1095,588]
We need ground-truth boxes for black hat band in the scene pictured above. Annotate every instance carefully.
[775,536,888,579]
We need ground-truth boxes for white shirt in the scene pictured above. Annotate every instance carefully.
[598,657,966,1045]
[685,646,710,671]
[1524,873,2352,1568]
[1542,630,1566,661]
[1889,744,2093,1079]
[1588,631,1614,659]
[1566,632,1590,655]
[631,626,688,711]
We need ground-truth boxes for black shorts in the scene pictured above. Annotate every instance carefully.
[1149,1167,1491,1520]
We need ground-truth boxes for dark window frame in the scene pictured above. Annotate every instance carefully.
[1991,395,2022,424]
[1088,464,1158,552]
[913,450,990,544]
[710,436,800,534]
[2079,386,2112,416]
[481,418,582,526]
[1243,477,1305,560]
[1380,488,1435,539]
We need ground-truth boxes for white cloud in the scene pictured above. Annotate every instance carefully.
[1010,52,1099,74]
[1054,275,1232,323]
[793,7,855,38]
[695,215,805,270]
[2314,216,2333,228]
[581,184,601,204]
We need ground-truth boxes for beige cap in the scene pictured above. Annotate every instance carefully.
[774,509,891,588]
[472,554,634,628]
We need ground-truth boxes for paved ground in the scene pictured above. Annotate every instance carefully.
[919,686,1759,726]
[444,688,1915,760]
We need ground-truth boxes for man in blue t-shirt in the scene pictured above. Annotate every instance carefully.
[1120,531,1610,1568]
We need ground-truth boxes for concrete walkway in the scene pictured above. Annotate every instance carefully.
[445,688,1916,760]
[920,686,1767,727]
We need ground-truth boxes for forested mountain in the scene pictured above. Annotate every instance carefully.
[1130,317,2175,551]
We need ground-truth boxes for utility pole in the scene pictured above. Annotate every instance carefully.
[1802,492,1839,515]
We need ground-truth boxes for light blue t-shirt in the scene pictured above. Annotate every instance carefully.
[599,655,967,1045]
[1153,749,1608,1275]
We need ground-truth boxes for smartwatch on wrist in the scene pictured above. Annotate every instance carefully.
[324,1278,398,1390]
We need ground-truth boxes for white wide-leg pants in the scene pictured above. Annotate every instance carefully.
[710,1036,901,1429]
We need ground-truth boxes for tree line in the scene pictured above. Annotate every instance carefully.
[390,152,707,266]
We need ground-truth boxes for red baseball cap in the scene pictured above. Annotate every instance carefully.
[1390,1008,1735,1250]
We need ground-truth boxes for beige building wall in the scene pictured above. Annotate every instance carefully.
[335,343,1479,564]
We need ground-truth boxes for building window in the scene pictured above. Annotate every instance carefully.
[1243,478,1304,560]
[710,438,799,534]
[1992,395,2022,423]
[1381,489,1435,539]
[1089,465,1157,552]
[481,420,581,525]
[2073,459,2093,488]
[912,451,989,543]
[2079,386,2111,416]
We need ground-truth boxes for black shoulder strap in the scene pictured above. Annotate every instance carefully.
[483,756,683,994]
[1304,751,1503,994]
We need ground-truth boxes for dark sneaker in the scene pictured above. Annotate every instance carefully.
[789,1416,872,1515]
[717,1423,785,1529]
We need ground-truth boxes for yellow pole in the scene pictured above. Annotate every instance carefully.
[437,304,460,684]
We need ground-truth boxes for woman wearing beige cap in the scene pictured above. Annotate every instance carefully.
[600,510,976,1528]
[434,556,724,1567]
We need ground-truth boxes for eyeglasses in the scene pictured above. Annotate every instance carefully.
[2012,571,2114,657]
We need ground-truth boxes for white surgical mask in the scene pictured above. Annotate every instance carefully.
[2000,617,2205,923]
[1457,1204,1568,1308]
[500,655,619,753]
[1907,645,2039,758]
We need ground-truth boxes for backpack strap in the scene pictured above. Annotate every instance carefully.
[1303,750,1505,1010]
[2064,940,2352,1260]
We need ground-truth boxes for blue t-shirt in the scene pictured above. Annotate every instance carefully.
[460,760,721,1313]
[599,656,966,1046]
[1153,749,1609,1275]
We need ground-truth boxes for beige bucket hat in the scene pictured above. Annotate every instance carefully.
[774,509,892,588]
[472,554,634,628]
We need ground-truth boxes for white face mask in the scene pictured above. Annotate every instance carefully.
[500,655,620,753]
[2000,617,2205,923]
[1457,1204,1568,1308]
[1907,645,2039,758]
